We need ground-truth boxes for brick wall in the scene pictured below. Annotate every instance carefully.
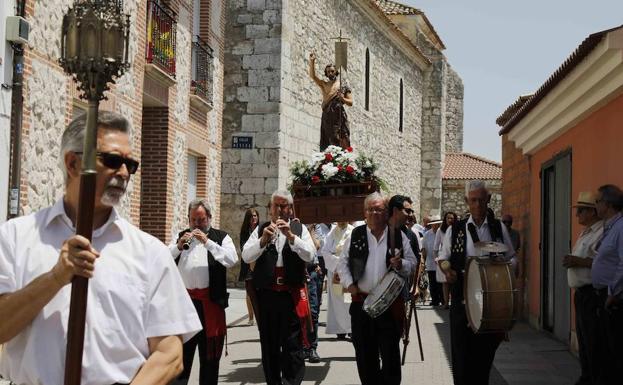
[501,134,531,318]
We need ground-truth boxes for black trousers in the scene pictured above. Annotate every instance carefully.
[350,301,402,385]
[449,302,503,385]
[427,270,442,306]
[257,289,305,385]
[177,299,220,385]
[574,285,601,385]
[593,289,623,385]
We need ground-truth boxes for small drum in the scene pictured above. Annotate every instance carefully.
[464,257,518,333]
[363,270,405,318]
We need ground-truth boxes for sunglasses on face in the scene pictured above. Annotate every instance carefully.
[74,151,139,174]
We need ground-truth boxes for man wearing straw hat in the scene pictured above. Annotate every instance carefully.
[562,191,603,385]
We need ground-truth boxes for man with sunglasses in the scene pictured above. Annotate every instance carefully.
[0,111,201,385]
[561,192,603,385]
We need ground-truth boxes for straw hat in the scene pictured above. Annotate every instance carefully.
[572,191,597,208]
[428,214,443,225]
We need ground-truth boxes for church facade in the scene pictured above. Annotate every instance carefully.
[222,0,464,251]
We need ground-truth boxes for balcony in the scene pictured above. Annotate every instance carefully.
[146,0,176,78]
[190,35,214,111]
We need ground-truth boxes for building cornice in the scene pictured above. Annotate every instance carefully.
[350,0,431,70]
[507,28,623,155]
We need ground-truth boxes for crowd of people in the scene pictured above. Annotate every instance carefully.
[0,111,621,385]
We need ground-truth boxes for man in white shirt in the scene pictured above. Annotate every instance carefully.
[169,199,238,385]
[336,192,417,385]
[422,215,443,306]
[562,191,603,385]
[242,190,316,385]
[0,111,201,385]
[438,180,515,385]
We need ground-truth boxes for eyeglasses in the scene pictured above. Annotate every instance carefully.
[366,208,386,214]
[502,221,512,226]
[74,151,139,174]
[402,208,414,215]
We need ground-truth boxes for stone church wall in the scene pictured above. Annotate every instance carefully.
[442,179,502,218]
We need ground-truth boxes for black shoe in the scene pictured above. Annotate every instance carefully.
[336,334,346,340]
[308,349,320,363]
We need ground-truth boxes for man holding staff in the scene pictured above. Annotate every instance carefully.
[0,112,201,385]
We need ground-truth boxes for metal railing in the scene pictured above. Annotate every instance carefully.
[191,35,214,104]
[146,0,176,77]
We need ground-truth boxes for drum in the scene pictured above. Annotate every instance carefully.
[363,270,405,318]
[464,257,518,333]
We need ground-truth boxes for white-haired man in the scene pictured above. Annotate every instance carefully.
[438,180,515,385]
[242,190,316,385]
[0,111,201,385]
[169,199,238,385]
[336,192,417,385]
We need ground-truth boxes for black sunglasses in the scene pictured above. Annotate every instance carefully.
[74,151,139,174]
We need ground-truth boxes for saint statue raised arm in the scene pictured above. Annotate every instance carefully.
[309,52,353,150]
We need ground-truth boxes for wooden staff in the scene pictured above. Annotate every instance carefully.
[64,101,100,384]
[402,260,425,364]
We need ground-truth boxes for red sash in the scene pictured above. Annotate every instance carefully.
[187,288,226,360]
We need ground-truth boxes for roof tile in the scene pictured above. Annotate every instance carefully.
[443,153,502,180]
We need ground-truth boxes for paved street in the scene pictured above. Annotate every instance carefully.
[0,288,581,385]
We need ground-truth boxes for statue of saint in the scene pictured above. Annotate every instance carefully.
[309,52,353,150]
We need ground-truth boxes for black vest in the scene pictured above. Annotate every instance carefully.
[252,221,306,289]
[347,225,404,284]
[448,216,504,302]
[175,227,230,308]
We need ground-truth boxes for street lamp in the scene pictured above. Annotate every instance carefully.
[59,1,130,384]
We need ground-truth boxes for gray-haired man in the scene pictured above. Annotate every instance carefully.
[169,199,238,385]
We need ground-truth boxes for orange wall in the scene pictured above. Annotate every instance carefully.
[526,92,623,320]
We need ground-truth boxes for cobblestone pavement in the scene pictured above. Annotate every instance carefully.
[0,288,580,385]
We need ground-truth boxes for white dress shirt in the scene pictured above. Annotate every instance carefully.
[0,200,201,385]
[320,224,354,273]
[568,220,603,288]
[439,216,516,268]
[169,230,239,289]
[422,229,438,271]
[336,226,417,293]
[241,221,316,265]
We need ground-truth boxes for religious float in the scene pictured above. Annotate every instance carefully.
[289,145,383,223]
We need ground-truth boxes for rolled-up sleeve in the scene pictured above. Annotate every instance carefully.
[207,234,238,268]
[242,227,264,264]
[337,235,354,289]
[399,234,416,276]
[144,243,201,342]
[500,223,518,269]
[438,228,453,261]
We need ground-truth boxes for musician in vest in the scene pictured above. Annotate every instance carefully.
[336,192,417,385]
[241,190,316,385]
[169,199,239,385]
[438,180,516,385]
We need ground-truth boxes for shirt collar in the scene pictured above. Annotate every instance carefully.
[467,215,489,228]
[44,198,121,236]
[586,220,604,233]
[605,212,622,230]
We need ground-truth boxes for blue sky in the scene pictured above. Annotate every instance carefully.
[405,0,623,161]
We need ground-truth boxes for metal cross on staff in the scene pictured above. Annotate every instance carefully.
[59,1,130,384]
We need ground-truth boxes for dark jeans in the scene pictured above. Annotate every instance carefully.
[177,299,220,385]
[307,270,323,349]
[594,289,623,385]
[574,285,600,385]
[449,302,503,385]
[257,289,305,385]
[350,301,402,385]
[427,270,442,306]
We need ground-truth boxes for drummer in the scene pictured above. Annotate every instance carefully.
[336,192,417,385]
[438,180,515,385]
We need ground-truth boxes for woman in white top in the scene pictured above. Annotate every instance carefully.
[434,211,458,309]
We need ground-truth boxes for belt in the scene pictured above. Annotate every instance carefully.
[270,267,289,292]
[576,284,594,293]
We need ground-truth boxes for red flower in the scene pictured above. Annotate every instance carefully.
[337,165,343,171]
[346,147,353,152]
[325,153,333,161]
[311,176,320,184]
[346,165,354,174]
